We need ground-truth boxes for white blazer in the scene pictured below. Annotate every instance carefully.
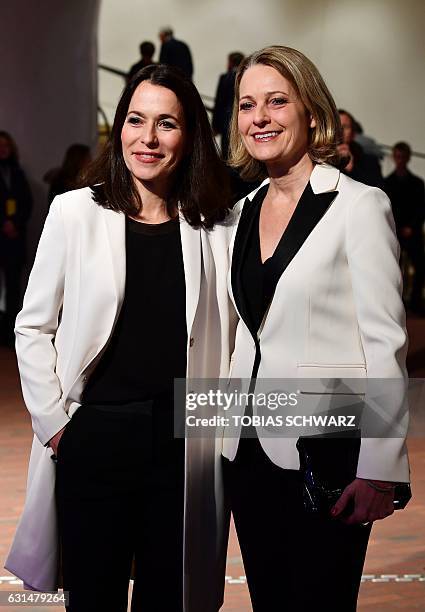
[5,188,236,612]
[222,164,410,484]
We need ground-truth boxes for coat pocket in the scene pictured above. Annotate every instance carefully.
[297,364,367,395]
[56,407,82,459]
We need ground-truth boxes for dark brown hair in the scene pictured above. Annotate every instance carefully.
[83,64,231,228]
[393,141,411,157]
[0,130,19,162]
[61,144,91,181]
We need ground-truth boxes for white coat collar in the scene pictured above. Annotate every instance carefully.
[244,164,340,202]
[179,212,202,336]
[103,206,202,337]
[103,207,126,306]
[310,163,340,194]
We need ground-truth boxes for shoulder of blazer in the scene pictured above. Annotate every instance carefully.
[51,186,122,226]
[233,178,270,217]
[336,171,391,206]
[51,186,95,215]
[233,163,341,214]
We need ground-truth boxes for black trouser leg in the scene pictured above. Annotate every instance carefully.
[2,258,23,343]
[131,403,185,612]
[131,443,184,611]
[405,239,425,307]
[55,401,184,612]
[223,438,371,612]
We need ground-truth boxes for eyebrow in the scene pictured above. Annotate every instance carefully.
[239,90,289,100]
[126,110,180,122]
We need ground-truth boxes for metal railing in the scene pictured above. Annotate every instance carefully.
[98,63,215,121]
[98,64,425,160]
[380,144,425,160]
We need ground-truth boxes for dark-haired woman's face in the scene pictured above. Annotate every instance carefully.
[0,136,12,160]
[121,81,187,192]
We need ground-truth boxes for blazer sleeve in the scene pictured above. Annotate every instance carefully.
[15,197,71,446]
[345,186,410,482]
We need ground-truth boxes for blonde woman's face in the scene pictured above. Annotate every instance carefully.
[237,65,315,170]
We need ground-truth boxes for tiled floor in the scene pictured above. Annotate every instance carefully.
[1,313,425,611]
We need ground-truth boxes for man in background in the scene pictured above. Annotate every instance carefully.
[128,41,156,81]
[338,109,383,188]
[384,142,425,315]
[212,51,244,160]
[0,131,32,346]
[158,27,193,79]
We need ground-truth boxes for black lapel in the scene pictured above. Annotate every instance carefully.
[231,182,337,335]
[266,184,338,286]
[231,184,269,332]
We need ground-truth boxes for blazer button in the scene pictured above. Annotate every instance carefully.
[189,337,195,348]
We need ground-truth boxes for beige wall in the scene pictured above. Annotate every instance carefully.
[1,0,100,265]
[99,0,425,178]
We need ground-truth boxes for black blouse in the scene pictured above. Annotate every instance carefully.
[234,180,337,379]
[82,216,187,404]
[240,182,316,335]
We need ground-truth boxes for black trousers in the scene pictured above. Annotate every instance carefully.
[400,236,425,308]
[0,256,23,344]
[55,399,185,612]
[223,438,371,612]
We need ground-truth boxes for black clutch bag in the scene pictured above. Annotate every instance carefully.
[296,433,411,515]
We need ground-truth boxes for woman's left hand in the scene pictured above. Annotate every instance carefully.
[331,478,395,525]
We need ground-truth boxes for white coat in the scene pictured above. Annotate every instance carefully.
[223,164,410,484]
[5,187,236,612]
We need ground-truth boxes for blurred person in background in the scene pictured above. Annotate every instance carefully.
[159,27,193,79]
[384,141,425,315]
[128,41,156,82]
[353,119,383,160]
[212,51,260,203]
[212,51,245,160]
[47,144,91,204]
[338,109,383,187]
[0,130,32,346]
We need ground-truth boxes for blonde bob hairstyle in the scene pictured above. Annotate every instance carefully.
[228,45,343,182]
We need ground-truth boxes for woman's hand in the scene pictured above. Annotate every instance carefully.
[331,478,395,525]
[48,426,67,456]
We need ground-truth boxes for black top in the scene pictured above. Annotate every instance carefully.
[83,216,187,404]
[240,197,275,335]
[341,141,383,188]
[159,38,193,79]
[212,71,236,135]
[127,58,156,82]
[384,170,425,239]
[239,182,336,335]
[0,158,33,263]
[233,180,337,378]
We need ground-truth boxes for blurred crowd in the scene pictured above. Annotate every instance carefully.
[1,30,424,345]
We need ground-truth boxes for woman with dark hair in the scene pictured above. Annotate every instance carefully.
[6,64,234,612]
[0,131,32,345]
[222,46,410,611]
[47,143,91,204]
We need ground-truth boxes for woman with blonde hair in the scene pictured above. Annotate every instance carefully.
[222,45,409,611]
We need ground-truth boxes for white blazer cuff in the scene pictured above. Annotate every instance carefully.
[33,406,71,447]
[356,437,410,482]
